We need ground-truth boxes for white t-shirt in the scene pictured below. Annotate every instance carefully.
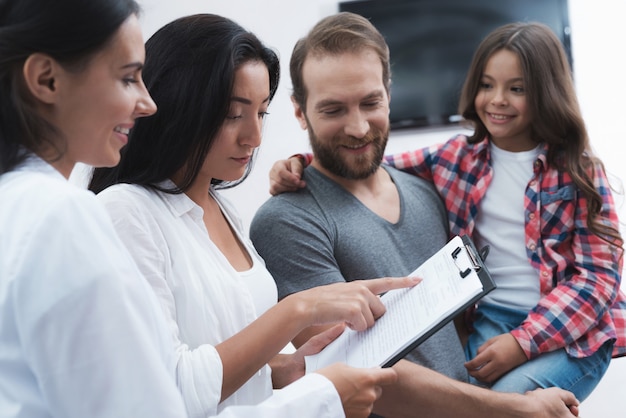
[97,181,342,418]
[474,143,542,310]
[0,156,187,418]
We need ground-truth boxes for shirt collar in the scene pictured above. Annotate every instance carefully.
[14,152,66,180]
[534,144,550,172]
[472,136,491,158]
[155,179,203,219]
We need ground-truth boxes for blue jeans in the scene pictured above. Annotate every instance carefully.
[464,303,613,401]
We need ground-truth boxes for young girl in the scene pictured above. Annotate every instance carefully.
[390,21,625,401]
[272,21,626,401]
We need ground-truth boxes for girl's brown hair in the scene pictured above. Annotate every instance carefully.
[458,22,622,251]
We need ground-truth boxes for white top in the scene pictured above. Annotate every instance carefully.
[0,156,187,418]
[97,182,343,418]
[474,143,542,310]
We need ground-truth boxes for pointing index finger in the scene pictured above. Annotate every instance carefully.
[362,276,422,295]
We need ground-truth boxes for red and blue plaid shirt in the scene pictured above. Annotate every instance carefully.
[386,134,626,360]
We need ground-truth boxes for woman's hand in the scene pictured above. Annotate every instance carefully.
[269,156,306,195]
[270,324,346,389]
[271,323,398,418]
[464,333,527,383]
[317,363,397,418]
[286,276,421,332]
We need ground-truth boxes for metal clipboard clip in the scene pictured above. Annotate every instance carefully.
[451,243,490,279]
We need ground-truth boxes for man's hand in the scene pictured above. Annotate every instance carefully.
[522,387,579,417]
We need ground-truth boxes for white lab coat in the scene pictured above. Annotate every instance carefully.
[0,156,187,417]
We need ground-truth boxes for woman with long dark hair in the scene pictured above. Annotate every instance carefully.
[90,13,413,418]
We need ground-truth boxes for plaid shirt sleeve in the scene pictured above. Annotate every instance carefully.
[384,143,436,181]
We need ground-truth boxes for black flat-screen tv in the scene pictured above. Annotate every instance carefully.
[339,0,572,130]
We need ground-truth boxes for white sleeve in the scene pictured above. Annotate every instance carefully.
[15,191,188,418]
[216,374,344,418]
[99,189,223,417]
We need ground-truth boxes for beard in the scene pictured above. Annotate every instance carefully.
[306,119,389,180]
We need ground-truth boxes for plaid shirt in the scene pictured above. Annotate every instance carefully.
[386,134,626,359]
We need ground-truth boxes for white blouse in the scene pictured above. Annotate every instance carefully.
[0,156,187,418]
[97,181,342,418]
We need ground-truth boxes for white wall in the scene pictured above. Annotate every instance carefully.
[136,0,626,237]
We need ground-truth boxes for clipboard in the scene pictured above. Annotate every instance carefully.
[379,234,495,367]
[305,235,496,372]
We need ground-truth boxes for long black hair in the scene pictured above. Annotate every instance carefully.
[0,0,140,174]
[89,13,280,195]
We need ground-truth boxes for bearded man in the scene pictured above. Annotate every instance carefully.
[250,8,466,409]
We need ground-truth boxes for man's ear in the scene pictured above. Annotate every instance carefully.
[291,96,308,130]
[22,53,59,104]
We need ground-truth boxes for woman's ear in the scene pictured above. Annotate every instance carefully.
[22,53,58,104]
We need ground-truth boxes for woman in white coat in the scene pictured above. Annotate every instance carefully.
[0,1,187,416]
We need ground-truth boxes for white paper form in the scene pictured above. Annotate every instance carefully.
[305,236,486,371]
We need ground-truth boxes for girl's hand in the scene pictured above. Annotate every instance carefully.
[464,333,527,383]
[269,156,306,195]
